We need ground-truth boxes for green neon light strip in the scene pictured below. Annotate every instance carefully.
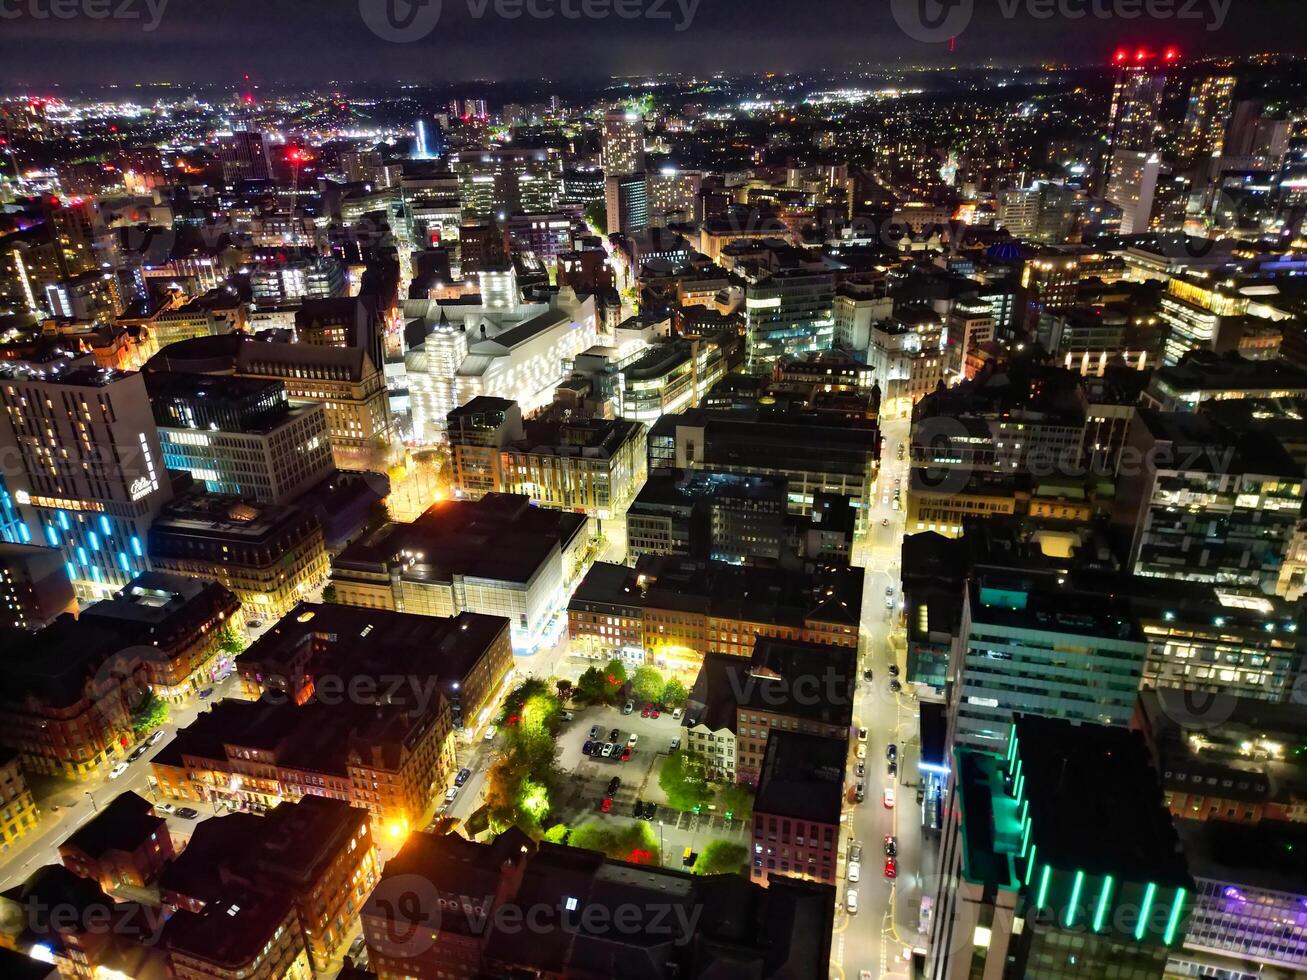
[1163,887,1187,946]
[1024,844,1038,886]
[1020,814,1032,857]
[1036,864,1052,909]
[1007,734,1017,764]
[1015,771,1025,804]
[1135,882,1157,941]
[1093,875,1114,932]
[1066,870,1085,927]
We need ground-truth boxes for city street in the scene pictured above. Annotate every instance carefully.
[831,415,934,980]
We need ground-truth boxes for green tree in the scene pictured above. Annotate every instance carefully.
[320,583,338,604]
[576,666,607,704]
[555,679,573,703]
[691,840,748,876]
[217,623,245,657]
[660,677,689,709]
[584,201,608,235]
[630,665,664,704]
[658,749,711,811]
[715,783,754,821]
[601,660,627,702]
[567,820,659,865]
[541,823,569,844]
[131,691,169,736]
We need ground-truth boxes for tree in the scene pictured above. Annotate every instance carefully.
[541,823,569,844]
[691,841,748,876]
[320,583,338,604]
[660,677,689,709]
[630,665,664,704]
[658,749,711,812]
[715,783,754,821]
[131,691,169,736]
[555,679,573,703]
[567,820,659,865]
[601,660,627,702]
[217,624,245,657]
[576,666,607,704]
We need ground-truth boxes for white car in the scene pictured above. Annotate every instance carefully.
[883,787,896,809]
[847,860,860,883]
[627,734,638,747]
[109,763,128,780]
[154,802,175,815]
[856,744,867,761]
[484,725,497,742]
[148,729,166,745]
[846,888,859,914]
[444,785,459,804]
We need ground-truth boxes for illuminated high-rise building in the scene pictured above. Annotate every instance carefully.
[1178,75,1235,162]
[217,128,274,183]
[0,362,172,600]
[1106,149,1162,235]
[602,110,645,177]
[1105,48,1174,183]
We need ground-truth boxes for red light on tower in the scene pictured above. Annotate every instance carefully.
[1135,48,1149,62]
[1164,47,1179,62]
[1114,48,1128,63]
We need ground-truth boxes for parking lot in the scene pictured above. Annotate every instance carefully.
[553,701,684,815]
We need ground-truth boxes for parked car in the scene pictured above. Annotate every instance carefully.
[128,744,148,762]
[855,744,867,761]
[863,668,873,681]
[607,776,622,795]
[600,797,613,813]
[884,835,897,857]
[627,733,639,747]
[854,781,866,803]
[455,767,471,786]
[846,889,859,914]
[888,761,898,778]
[888,664,900,677]
[109,763,128,779]
[148,729,166,745]
[176,807,199,819]
[622,700,634,715]
[484,725,497,741]
[856,727,868,744]
[883,787,896,808]
[198,688,214,700]
[849,841,863,863]
[889,679,902,692]
[609,728,620,742]
[444,786,459,804]
[601,743,615,758]
[855,760,866,778]
[887,743,898,762]
[561,710,574,722]
[670,736,681,751]
[884,857,898,879]
[641,703,653,717]
[154,802,176,815]
[582,740,594,756]
[847,861,860,883]
[672,707,682,720]
[589,725,601,740]
[621,746,632,761]
[642,801,656,820]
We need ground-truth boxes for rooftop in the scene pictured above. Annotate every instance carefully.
[753,730,846,825]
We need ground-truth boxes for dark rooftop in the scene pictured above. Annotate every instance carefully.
[753,730,846,825]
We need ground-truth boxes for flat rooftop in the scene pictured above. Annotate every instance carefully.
[753,730,846,825]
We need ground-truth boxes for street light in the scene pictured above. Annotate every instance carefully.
[85,791,97,813]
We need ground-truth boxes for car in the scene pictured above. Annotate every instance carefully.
[642,801,657,820]
[669,736,681,751]
[889,679,902,692]
[887,743,898,762]
[484,725,497,742]
[589,725,601,740]
[600,797,613,813]
[622,700,635,715]
[109,762,128,779]
[854,781,866,803]
[881,518,889,526]
[885,585,894,597]
[609,728,620,742]
[582,740,595,756]
[627,733,638,747]
[883,787,896,808]
[672,707,683,720]
[601,743,615,758]
[198,687,214,700]
[886,593,896,609]
[847,860,861,883]
[884,835,897,857]
[855,744,867,761]
[846,889,858,914]
[176,807,199,819]
[888,761,898,777]
[148,729,166,745]
[856,760,866,778]
[455,767,471,786]
[641,703,652,717]
[888,664,900,677]
[247,619,263,629]
[154,802,176,815]
[649,706,660,719]
[633,799,645,817]
[856,727,868,744]
[444,785,459,804]
[621,746,632,761]
[128,744,148,762]
[884,857,898,879]
[849,841,863,863]
[348,936,367,966]
[863,668,873,681]
[607,776,622,795]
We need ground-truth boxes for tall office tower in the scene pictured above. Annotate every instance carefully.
[217,129,274,183]
[605,173,650,236]
[452,148,562,219]
[1178,75,1236,163]
[1106,149,1162,234]
[745,266,837,370]
[0,363,172,600]
[602,110,645,177]
[1105,49,1172,183]
[43,196,106,278]
[645,168,703,226]
[1276,120,1307,231]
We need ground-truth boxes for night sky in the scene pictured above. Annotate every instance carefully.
[3,0,1305,87]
